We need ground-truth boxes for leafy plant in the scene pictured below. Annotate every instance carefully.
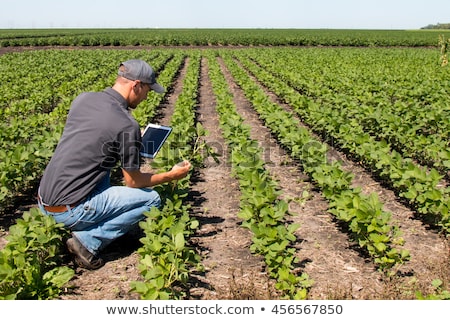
[416,279,450,300]
[131,52,205,299]
[208,52,313,299]
[0,208,74,299]
[224,51,410,272]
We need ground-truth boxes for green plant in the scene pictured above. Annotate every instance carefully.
[416,279,450,300]
[131,52,205,299]
[0,208,74,299]
[208,52,312,299]
[225,51,410,272]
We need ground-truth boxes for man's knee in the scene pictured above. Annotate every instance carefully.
[145,190,161,208]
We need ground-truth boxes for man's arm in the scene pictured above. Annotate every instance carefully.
[121,160,191,188]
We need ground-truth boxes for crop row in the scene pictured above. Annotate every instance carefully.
[219,52,410,272]
[206,52,312,298]
[2,29,450,47]
[131,51,204,299]
[242,48,450,176]
[229,49,450,234]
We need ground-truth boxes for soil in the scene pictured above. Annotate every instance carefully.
[0,47,448,300]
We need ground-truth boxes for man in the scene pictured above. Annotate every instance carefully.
[38,59,191,270]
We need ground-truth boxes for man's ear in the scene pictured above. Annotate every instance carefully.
[132,80,140,92]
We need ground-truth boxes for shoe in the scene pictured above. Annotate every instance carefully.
[66,236,105,270]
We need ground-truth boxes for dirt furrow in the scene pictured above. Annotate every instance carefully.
[187,57,274,299]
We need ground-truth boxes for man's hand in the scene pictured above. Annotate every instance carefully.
[122,160,192,188]
[170,160,192,180]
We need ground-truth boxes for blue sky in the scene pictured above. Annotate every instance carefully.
[1,0,449,29]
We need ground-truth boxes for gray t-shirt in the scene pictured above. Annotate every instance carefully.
[39,88,141,206]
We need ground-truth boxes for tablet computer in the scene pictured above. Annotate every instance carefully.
[140,123,172,158]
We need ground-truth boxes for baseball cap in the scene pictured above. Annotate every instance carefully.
[118,59,165,94]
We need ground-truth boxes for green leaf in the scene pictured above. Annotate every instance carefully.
[43,266,74,288]
[174,233,185,251]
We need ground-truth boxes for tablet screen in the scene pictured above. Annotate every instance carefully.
[140,123,172,158]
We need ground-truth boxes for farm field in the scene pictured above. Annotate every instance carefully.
[1,28,450,47]
[0,33,449,300]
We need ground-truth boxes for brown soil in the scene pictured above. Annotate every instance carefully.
[0,47,448,300]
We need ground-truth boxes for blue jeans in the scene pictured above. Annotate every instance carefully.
[38,175,161,255]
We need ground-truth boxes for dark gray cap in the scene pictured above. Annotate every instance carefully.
[118,59,165,94]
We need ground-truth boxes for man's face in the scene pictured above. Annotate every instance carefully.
[129,81,151,109]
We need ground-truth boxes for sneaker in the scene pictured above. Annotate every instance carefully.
[66,236,105,270]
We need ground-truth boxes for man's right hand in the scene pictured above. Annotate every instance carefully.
[170,160,192,180]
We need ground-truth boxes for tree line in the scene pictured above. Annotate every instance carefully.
[422,23,450,29]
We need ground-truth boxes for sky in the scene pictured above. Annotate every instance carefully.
[1,0,449,30]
